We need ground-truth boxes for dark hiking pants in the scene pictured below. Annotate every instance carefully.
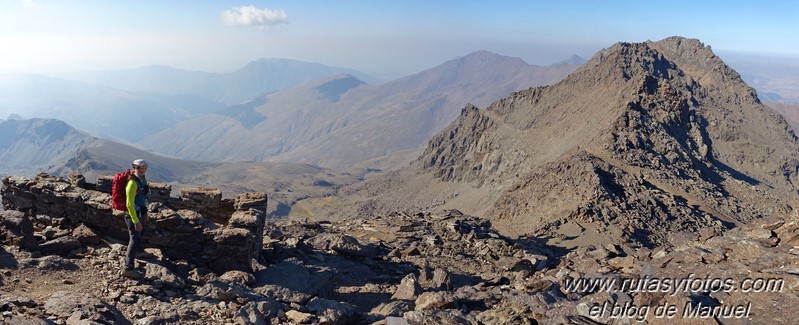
[124,208,146,270]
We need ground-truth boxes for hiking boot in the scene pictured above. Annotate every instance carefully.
[120,269,142,279]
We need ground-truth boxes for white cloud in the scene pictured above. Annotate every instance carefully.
[22,0,46,9]
[221,5,288,29]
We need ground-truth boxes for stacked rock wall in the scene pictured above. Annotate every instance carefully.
[1,173,267,274]
[96,174,235,226]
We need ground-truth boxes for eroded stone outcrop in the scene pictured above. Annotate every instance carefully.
[1,173,266,274]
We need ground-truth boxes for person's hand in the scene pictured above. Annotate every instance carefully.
[135,222,143,232]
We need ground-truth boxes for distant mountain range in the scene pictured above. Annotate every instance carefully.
[0,59,377,143]
[5,40,799,243]
[0,74,225,143]
[722,52,799,104]
[142,51,585,170]
[0,118,104,175]
[336,37,799,248]
[60,58,378,105]
[0,118,359,216]
[3,50,797,176]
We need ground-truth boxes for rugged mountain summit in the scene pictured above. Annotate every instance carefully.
[349,37,799,248]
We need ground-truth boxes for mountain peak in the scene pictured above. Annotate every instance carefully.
[579,37,754,99]
[647,36,756,98]
[580,41,675,79]
[456,50,528,66]
[242,57,313,69]
[140,64,183,71]
[392,51,534,93]
[312,73,363,84]
[646,37,721,75]
[553,54,586,66]
[367,37,799,247]
[650,36,713,57]
[0,117,98,172]
[311,74,366,102]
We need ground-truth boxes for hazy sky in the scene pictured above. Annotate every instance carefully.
[1,0,797,76]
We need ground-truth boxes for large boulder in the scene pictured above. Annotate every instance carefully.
[235,299,284,325]
[72,224,101,245]
[254,261,334,301]
[235,192,268,212]
[38,236,81,257]
[0,210,38,250]
[144,262,186,289]
[392,273,421,301]
[305,233,378,258]
[43,291,130,324]
[306,297,362,325]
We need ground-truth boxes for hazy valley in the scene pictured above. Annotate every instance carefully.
[140,51,584,171]
[0,118,361,218]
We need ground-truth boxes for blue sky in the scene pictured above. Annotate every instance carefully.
[0,0,797,76]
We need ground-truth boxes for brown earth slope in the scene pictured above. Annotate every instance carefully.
[340,37,799,249]
[766,101,799,131]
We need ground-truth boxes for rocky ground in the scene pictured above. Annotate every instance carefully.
[2,199,798,324]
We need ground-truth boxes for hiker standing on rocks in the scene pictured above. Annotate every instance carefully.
[121,159,150,278]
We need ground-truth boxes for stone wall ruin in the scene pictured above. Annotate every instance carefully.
[1,173,267,274]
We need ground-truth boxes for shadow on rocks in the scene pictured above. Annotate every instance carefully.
[0,246,18,270]
[18,255,78,271]
[257,234,424,317]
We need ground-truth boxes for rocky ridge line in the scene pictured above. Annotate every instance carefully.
[350,37,799,250]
